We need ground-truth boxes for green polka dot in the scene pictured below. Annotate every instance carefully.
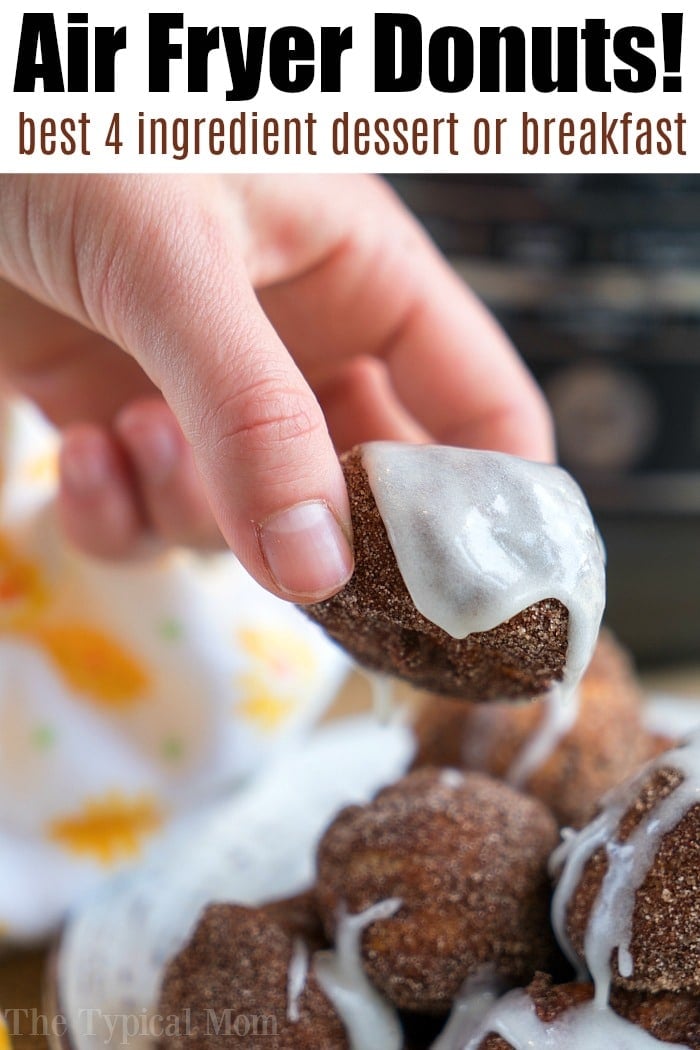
[158,618,184,641]
[31,725,56,750]
[162,736,185,762]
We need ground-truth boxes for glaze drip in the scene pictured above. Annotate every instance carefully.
[362,443,605,693]
[507,684,581,788]
[551,731,700,1005]
[286,937,309,1023]
[432,733,700,1049]
[314,898,403,1050]
[435,988,686,1049]
[361,669,398,724]
[431,970,508,1050]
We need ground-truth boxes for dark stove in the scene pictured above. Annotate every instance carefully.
[390,175,700,665]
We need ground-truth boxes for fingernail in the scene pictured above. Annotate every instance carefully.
[117,412,179,486]
[259,501,354,601]
[61,434,111,493]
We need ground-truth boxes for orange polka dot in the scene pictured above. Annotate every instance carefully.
[0,534,48,630]
[22,449,59,485]
[237,626,316,680]
[29,623,149,708]
[236,671,297,733]
[0,1014,11,1050]
[48,792,163,866]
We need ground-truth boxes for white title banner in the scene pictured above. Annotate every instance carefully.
[0,0,696,171]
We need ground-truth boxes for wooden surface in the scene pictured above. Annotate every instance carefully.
[0,949,48,1050]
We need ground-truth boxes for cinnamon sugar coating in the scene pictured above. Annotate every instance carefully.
[315,768,560,1014]
[613,984,700,1048]
[412,632,653,828]
[262,890,329,952]
[476,973,700,1049]
[157,903,347,1050]
[304,448,569,702]
[564,766,700,995]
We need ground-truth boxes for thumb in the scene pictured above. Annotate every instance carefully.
[1,175,354,602]
[182,303,356,603]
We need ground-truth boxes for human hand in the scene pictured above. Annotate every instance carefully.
[0,174,553,602]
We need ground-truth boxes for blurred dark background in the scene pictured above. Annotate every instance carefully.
[389,175,700,667]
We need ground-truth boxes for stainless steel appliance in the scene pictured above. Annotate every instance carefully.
[390,175,700,664]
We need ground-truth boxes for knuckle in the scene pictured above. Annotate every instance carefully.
[70,177,216,345]
[39,176,144,339]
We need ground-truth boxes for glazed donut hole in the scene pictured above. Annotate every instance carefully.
[304,444,604,703]
[315,767,561,1014]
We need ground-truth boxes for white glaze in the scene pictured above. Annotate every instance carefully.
[432,732,700,1048]
[507,684,581,788]
[314,899,403,1050]
[286,938,309,1023]
[362,443,606,693]
[551,731,700,1005]
[431,970,508,1050]
[440,768,467,789]
[439,988,686,1049]
[361,669,398,724]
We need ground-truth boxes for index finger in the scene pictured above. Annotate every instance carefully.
[254,177,554,462]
